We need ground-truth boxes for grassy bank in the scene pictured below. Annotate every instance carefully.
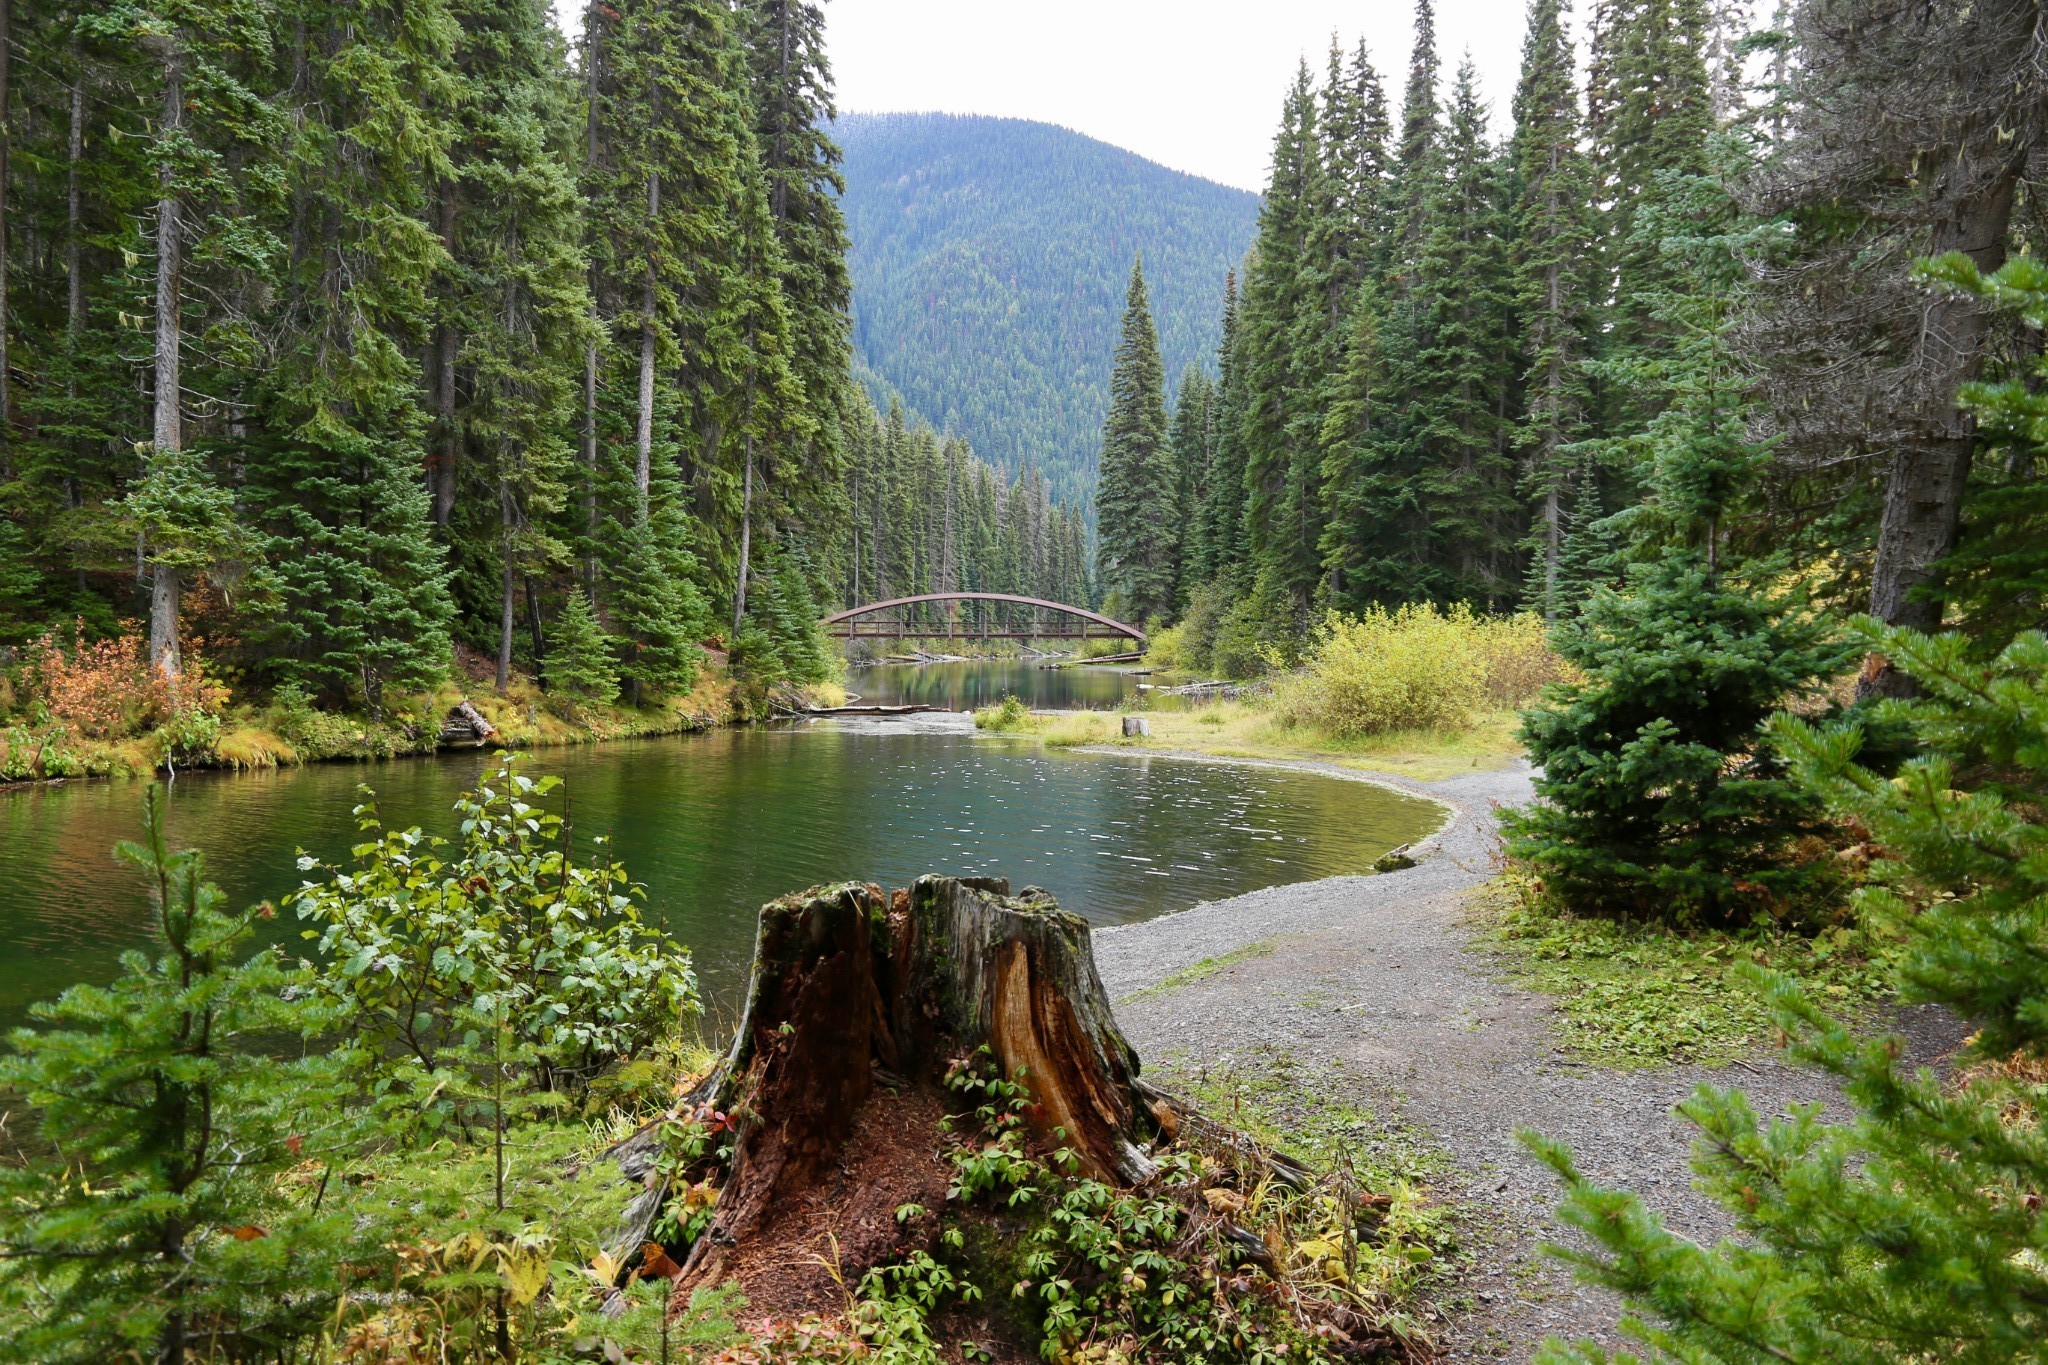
[0,664,852,787]
[975,696,1525,781]
[1469,878,1897,1067]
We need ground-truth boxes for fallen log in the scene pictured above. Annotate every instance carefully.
[437,699,498,747]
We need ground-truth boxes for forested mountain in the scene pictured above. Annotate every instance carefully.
[835,113,1261,509]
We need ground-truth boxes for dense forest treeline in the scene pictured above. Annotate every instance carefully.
[0,0,1090,732]
[844,397,1092,637]
[836,112,1260,511]
[1096,0,2048,680]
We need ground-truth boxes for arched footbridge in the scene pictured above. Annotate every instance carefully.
[821,592,1146,646]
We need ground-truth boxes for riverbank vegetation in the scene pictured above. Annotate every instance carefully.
[1074,0,2048,1353]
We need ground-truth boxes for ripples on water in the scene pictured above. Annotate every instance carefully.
[0,722,1439,1023]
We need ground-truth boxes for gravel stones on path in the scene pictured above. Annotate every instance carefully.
[1092,754,1969,1360]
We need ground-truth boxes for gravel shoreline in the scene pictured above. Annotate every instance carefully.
[1093,753,1967,1360]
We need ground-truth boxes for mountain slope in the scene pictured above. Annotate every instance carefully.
[835,113,1261,510]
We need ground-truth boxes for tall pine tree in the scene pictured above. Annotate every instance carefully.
[1094,260,1177,624]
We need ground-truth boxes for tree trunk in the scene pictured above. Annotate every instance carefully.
[0,0,12,463]
[633,87,660,512]
[584,338,599,591]
[148,41,184,682]
[731,441,753,633]
[496,479,515,693]
[1867,166,2023,699]
[609,876,1203,1320]
[64,30,84,581]
[432,179,458,526]
[635,309,655,509]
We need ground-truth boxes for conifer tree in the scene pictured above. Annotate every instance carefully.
[1506,178,1851,925]
[1239,66,1328,614]
[1388,0,1443,263]
[1167,366,1215,605]
[1195,272,1251,586]
[1411,59,1520,606]
[0,787,352,1358]
[605,468,708,705]
[1511,0,1597,618]
[93,0,283,680]
[1317,283,1408,608]
[737,0,851,524]
[440,0,595,691]
[1095,260,1177,623]
[1587,0,1713,399]
[544,588,618,704]
[246,0,458,714]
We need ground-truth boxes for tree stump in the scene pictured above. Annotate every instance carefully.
[613,875,1178,1319]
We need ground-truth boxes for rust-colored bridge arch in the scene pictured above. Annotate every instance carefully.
[821,592,1146,645]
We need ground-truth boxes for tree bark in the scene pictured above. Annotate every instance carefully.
[148,40,184,682]
[731,440,753,632]
[432,178,458,525]
[64,29,83,574]
[610,876,1186,1314]
[1860,173,2018,698]
[633,81,660,512]
[496,479,516,692]
[0,0,12,464]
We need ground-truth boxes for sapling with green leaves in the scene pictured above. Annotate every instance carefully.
[1526,619,2048,1363]
[291,753,698,1138]
[0,785,355,1361]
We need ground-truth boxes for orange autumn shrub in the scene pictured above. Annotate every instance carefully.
[25,623,227,741]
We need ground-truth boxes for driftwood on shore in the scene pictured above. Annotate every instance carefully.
[437,699,498,747]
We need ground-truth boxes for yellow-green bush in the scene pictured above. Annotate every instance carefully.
[1470,611,1576,708]
[972,694,1033,732]
[1143,621,1188,670]
[1270,604,1500,738]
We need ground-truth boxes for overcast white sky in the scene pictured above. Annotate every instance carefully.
[823,1,1554,191]
[549,2,1563,193]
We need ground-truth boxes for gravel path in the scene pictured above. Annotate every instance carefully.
[1092,754,1967,1360]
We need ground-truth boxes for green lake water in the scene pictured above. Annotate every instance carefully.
[0,677,1439,1026]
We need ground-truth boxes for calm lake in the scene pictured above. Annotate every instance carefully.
[0,668,1438,1025]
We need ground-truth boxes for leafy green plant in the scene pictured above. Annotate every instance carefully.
[1271,603,1501,737]
[291,753,699,1131]
[971,693,1033,732]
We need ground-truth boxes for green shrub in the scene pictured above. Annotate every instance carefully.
[972,693,1033,732]
[1471,611,1574,708]
[1271,603,1493,738]
[1142,620,1188,669]
[291,754,699,1130]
